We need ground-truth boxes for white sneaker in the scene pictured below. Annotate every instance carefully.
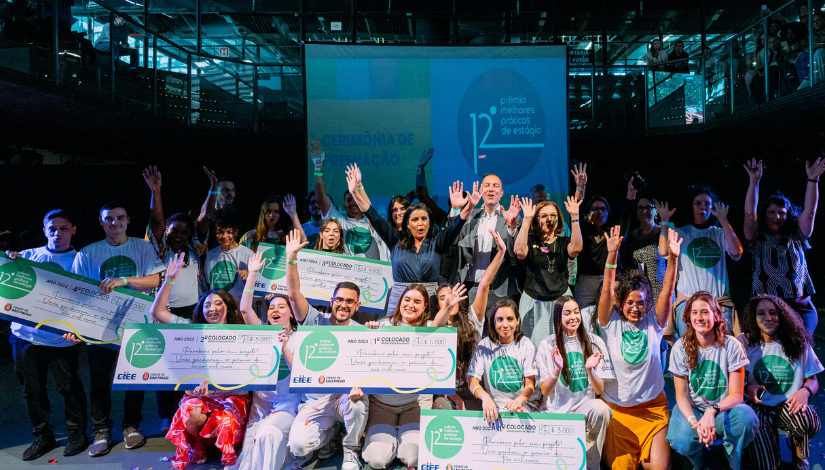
[342,448,363,470]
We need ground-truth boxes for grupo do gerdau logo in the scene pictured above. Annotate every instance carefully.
[457,68,546,183]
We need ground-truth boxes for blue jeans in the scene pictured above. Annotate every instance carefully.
[673,303,733,338]
[666,403,758,470]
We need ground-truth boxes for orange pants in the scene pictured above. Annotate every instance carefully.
[602,392,669,470]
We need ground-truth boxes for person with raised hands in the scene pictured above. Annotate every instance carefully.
[432,230,507,411]
[597,227,682,470]
[666,292,757,470]
[281,229,370,470]
[536,295,613,470]
[359,283,467,469]
[515,195,583,347]
[150,254,252,469]
[310,141,391,262]
[240,195,303,251]
[345,163,476,308]
[743,158,825,334]
[468,299,539,428]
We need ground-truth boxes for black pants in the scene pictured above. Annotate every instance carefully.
[11,335,88,437]
[87,344,144,432]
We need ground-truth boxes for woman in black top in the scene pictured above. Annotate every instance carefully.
[575,196,617,309]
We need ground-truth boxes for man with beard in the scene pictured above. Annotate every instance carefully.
[282,230,369,470]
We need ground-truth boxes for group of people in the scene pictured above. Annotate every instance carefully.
[5,144,824,470]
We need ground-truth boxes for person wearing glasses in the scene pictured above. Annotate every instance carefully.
[619,176,669,301]
[281,230,369,470]
[658,184,743,338]
[574,196,618,310]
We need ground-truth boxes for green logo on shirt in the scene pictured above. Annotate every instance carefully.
[259,247,286,281]
[754,355,794,395]
[100,255,137,279]
[277,350,291,381]
[124,328,165,368]
[299,331,339,371]
[424,415,464,459]
[686,237,722,269]
[345,227,373,255]
[0,262,36,300]
[489,355,524,393]
[690,360,727,401]
[209,260,238,290]
[560,351,589,393]
[621,330,649,364]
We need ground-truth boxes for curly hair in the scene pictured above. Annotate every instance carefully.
[613,270,655,320]
[436,284,478,389]
[741,295,811,363]
[313,218,345,254]
[396,203,436,252]
[676,184,719,227]
[756,193,801,236]
[193,289,245,325]
[553,295,602,386]
[530,201,565,235]
[680,292,728,370]
[488,299,524,345]
[388,284,431,327]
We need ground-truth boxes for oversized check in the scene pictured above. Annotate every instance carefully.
[418,410,586,470]
[112,323,290,391]
[288,326,457,395]
[253,243,392,315]
[0,254,155,347]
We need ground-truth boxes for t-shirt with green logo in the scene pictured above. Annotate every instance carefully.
[536,333,614,413]
[670,335,749,411]
[600,309,666,407]
[71,237,165,295]
[324,205,391,262]
[205,244,254,304]
[249,326,302,419]
[739,334,824,407]
[674,225,736,298]
[468,337,538,409]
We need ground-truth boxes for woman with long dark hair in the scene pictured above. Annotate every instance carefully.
[740,295,822,470]
[575,194,615,309]
[150,254,251,469]
[386,195,410,233]
[312,218,345,254]
[536,295,613,469]
[743,158,825,333]
[666,292,758,470]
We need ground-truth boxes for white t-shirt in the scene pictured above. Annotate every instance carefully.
[670,335,749,411]
[374,317,431,406]
[71,237,166,294]
[204,244,254,304]
[536,333,614,413]
[250,331,302,421]
[468,336,538,408]
[738,334,824,407]
[300,305,361,403]
[600,309,665,407]
[675,225,737,297]
[146,229,201,308]
[324,205,391,261]
[11,247,77,347]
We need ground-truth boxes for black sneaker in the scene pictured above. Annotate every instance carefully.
[23,434,57,461]
[63,429,88,456]
[123,426,146,449]
[88,430,111,457]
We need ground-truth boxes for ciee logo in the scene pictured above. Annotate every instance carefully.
[421,463,440,470]
[292,375,313,384]
[117,371,137,380]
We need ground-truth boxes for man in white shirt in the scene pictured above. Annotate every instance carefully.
[6,210,88,460]
[71,201,165,457]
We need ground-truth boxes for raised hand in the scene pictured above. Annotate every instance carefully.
[193,379,211,396]
[571,162,587,190]
[606,225,623,253]
[448,181,468,209]
[490,229,506,253]
[203,166,218,190]
[667,229,684,257]
[564,195,582,219]
[806,157,825,181]
[743,158,763,183]
[655,201,676,222]
[584,351,603,370]
[345,164,363,192]
[467,181,482,207]
[285,229,309,257]
[418,147,435,167]
[142,166,162,192]
[502,196,521,226]
[309,141,325,172]
[248,251,266,273]
[551,346,564,370]
[279,325,291,345]
[283,194,297,217]
[711,201,730,222]
[442,283,469,310]
[520,197,536,219]
[167,252,186,281]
